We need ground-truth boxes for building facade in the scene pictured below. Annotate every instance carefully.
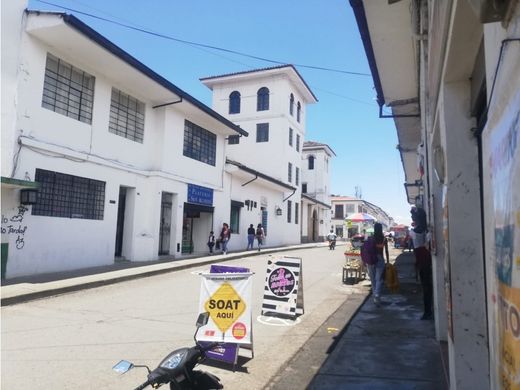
[330,196,393,237]
[351,0,520,388]
[301,141,334,242]
[201,66,321,245]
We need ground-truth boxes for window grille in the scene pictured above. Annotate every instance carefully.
[109,88,145,143]
[32,168,105,220]
[297,102,301,122]
[296,167,299,186]
[183,120,216,166]
[308,155,315,170]
[289,128,293,146]
[42,53,95,124]
[287,200,292,223]
[302,183,307,193]
[288,162,293,183]
[290,93,294,116]
[296,134,300,152]
[295,202,299,224]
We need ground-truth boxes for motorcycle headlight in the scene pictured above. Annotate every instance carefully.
[160,351,187,370]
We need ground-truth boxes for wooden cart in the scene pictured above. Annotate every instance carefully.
[343,250,367,284]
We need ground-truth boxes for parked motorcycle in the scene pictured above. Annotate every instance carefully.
[112,312,223,390]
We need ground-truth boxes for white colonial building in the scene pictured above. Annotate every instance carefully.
[301,141,334,242]
[200,66,319,245]
[1,3,330,279]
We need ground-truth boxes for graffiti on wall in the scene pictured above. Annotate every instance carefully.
[1,205,29,249]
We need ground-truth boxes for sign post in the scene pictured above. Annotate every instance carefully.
[261,256,304,319]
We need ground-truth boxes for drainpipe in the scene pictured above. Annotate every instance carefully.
[152,97,183,109]
[241,174,258,187]
[283,189,296,202]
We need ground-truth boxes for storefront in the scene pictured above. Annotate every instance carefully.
[182,184,214,254]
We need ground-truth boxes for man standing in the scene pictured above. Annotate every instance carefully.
[411,207,433,320]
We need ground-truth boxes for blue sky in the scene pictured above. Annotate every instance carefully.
[28,0,412,225]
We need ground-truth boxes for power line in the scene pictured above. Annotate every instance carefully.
[35,0,372,77]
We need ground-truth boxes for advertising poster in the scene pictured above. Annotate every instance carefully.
[486,89,520,390]
[261,257,304,318]
[197,272,253,345]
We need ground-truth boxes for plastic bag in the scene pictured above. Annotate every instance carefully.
[385,263,400,293]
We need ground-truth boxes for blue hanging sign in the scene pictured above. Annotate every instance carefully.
[187,184,213,206]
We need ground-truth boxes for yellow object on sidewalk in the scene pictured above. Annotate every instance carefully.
[385,263,400,293]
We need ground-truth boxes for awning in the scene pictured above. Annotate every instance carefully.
[1,176,40,190]
[184,202,214,214]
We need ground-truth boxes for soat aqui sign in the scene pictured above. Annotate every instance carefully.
[197,269,253,345]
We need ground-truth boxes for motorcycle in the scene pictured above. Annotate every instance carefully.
[328,239,336,250]
[112,312,223,390]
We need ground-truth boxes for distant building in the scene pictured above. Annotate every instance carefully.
[330,196,393,237]
[301,141,335,242]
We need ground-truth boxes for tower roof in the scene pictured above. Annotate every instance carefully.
[200,64,318,104]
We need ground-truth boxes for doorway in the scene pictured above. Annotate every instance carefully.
[159,192,173,255]
[115,187,127,257]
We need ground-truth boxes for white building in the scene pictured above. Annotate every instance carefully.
[330,196,393,237]
[1,7,251,278]
[200,66,319,246]
[351,0,520,387]
[1,5,330,279]
[301,141,334,242]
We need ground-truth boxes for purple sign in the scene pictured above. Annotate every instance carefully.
[200,342,239,364]
[210,264,250,274]
[268,267,295,297]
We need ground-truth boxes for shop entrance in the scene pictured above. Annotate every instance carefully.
[182,203,214,254]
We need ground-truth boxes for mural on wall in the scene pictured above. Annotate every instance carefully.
[1,204,29,250]
[487,90,520,390]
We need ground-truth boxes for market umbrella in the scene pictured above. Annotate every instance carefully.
[345,212,376,222]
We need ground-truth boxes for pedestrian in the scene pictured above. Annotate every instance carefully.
[207,231,215,254]
[371,222,389,305]
[219,223,231,255]
[411,207,433,320]
[255,224,265,251]
[247,224,255,250]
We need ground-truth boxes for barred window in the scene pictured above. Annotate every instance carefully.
[32,169,105,220]
[109,88,145,143]
[290,93,294,116]
[42,53,95,124]
[295,202,299,224]
[289,128,293,146]
[296,167,299,186]
[287,200,292,223]
[297,102,301,122]
[183,120,216,166]
[296,134,300,152]
[288,162,293,183]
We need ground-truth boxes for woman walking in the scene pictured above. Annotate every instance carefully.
[370,222,389,305]
[255,224,265,251]
[219,223,231,255]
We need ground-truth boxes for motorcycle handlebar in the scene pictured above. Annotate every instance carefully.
[133,380,151,390]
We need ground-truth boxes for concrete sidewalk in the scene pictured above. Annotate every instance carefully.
[0,242,323,306]
[308,251,448,389]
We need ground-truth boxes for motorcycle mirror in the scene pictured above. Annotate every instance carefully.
[112,360,134,374]
[196,312,210,328]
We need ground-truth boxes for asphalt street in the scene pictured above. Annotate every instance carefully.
[1,244,367,389]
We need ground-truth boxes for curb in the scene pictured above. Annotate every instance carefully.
[1,243,326,306]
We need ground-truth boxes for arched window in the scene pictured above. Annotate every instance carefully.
[257,87,269,111]
[229,91,240,114]
[297,102,301,122]
[289,93,294,116]
[308,155,315,170]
